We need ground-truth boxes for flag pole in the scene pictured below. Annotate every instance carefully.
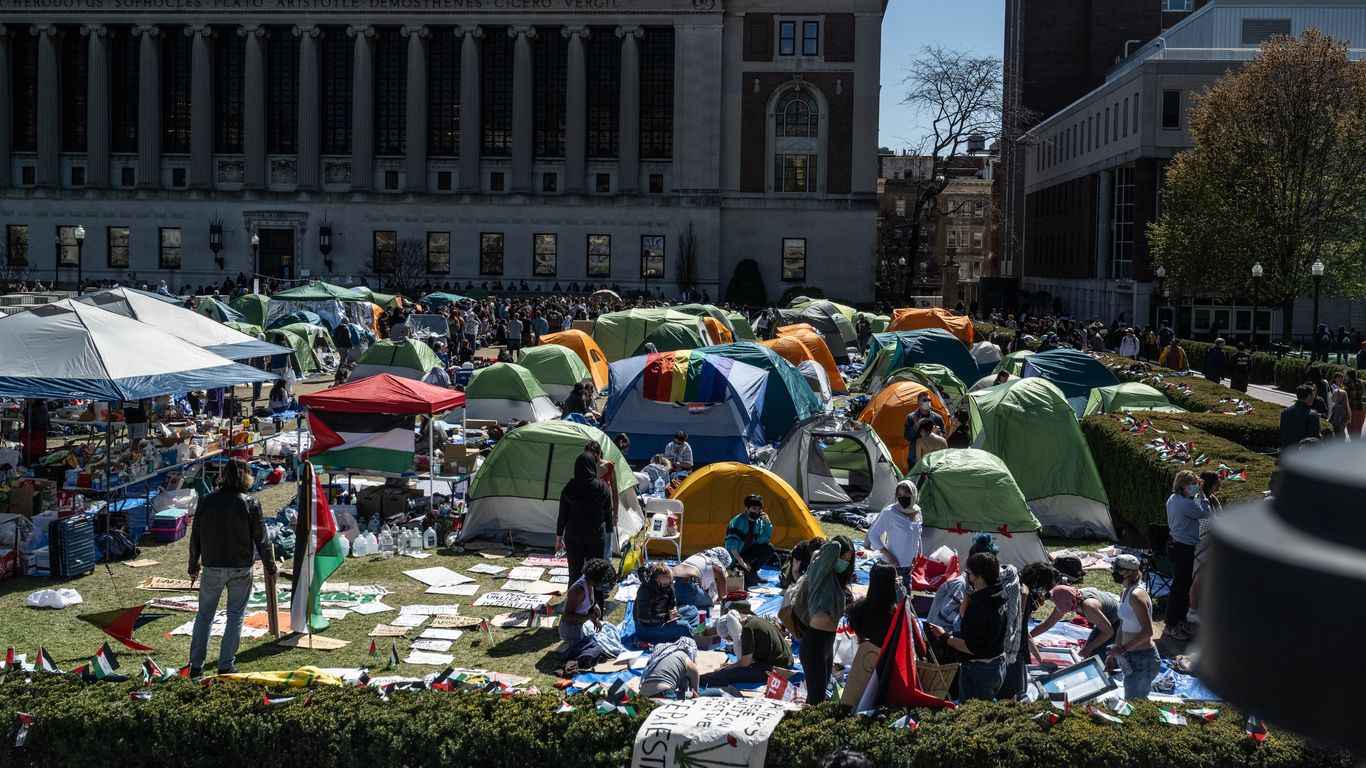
[265,539,280,638]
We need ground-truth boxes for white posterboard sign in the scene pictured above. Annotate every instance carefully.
[472,591,551,610]
[630,697,792,768]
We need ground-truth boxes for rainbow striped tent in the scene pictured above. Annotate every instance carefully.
[603,351,769,467]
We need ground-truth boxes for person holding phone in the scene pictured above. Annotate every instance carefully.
[724,494,774,588]
[1164,469,1211,641]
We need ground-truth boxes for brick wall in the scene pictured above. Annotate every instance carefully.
[823,13,855,63]
[744,14,773,61]
[740,72,854,195]
[1023,174,1097,280]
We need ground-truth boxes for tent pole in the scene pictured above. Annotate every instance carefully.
[428,416,435,515]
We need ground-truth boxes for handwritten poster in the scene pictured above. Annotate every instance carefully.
[630,697,793,768]
[472,591,551,610]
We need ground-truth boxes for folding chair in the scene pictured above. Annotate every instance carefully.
[642,497,684,564]
[1143,523,1175,600]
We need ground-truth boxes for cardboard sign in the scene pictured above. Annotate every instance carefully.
[507,566,545,581]
[491,611,559,629]
[430,615,484,629]
[369,624,408,637]
[277,633,348,650]
[137,577,195,591]
[469,563,508,576]
[472,591,551,610]
[630,697,793,768]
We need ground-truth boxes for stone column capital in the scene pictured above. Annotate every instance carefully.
[562,25,591,40]
[616,25,644,40]
[293,24,322,38]
[30,24,59,38]
[238,24,267,39]
[401,25,429,39]
[509,25,537,40]
[456,25,483,40]
[347,24,375,39]
[131,25,159,38]
[80,24,108,38]
[184,24,213,39]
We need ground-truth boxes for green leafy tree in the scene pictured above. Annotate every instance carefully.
[1149,30,1366,340]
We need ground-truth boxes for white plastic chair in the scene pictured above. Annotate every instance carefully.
[643,497,685,564]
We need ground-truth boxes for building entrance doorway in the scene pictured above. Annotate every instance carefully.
[257,228,295,281]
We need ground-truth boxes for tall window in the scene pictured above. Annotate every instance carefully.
[426,231,451,274]
[481,29,514,157]
[480,233,504,275]
[640,235,665,279]
[56,226,79,267]
[773,90,819,193]
[587,234,611,277]
[1161,90,1181,129]
[61,32,89,152]
[802,21,819,56]
[161,30,192,153]
[107,226,129,268]
[11,32,38,152]
[6,226,29,266]
[321,29,353,154]
[372,230,397,272]
[778,21,795,56]
[533,234,557,276]
[159,227,182,269]
[781,238,806,282]
[267,29,300,153]
[639,29,674,160]
[428,31,461,156]
[1132,91,1140,133]
[534,30,568,158]
[1111,166,1134,280]
[585,30,620,158]
[215,29,245,153]
[110,30,139,154]
[374,28,406,156]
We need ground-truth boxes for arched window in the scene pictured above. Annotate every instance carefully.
[769,87,824,194]
[776,91,817,138]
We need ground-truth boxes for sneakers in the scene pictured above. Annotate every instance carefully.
[188,666,203,678]
[1164,623,1193,642]
[216,665,239,675]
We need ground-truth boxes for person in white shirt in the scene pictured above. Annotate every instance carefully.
[866,480,923,590]
[462,310,481,347]
[1119,327,1140,358]
[663,431,694,471]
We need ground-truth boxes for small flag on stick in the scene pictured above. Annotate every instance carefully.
[35,648,60,675]
[13,713,33,747]
[1245,715,1269,742]
[388,641,399,669]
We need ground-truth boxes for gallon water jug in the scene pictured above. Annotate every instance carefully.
[423,527,437,549]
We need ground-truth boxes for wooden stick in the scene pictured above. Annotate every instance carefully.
[265,541,280,638]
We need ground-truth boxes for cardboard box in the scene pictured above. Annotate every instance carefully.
[725,576,746,596]
[5,486,35,517]
[441,445,479,476]
[465,419,499,432]
[572,320,595,335]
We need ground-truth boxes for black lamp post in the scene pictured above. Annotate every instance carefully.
[1154,264,1167,328]
[319,224,333,273]
[73,225,85,293]
[1311,259,1324,358]
[250,232,260,294]
[209,221,224,269]
[1250,261,1262,350]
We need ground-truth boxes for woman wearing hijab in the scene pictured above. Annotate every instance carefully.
[556,451,614,588]
[792,536,856,704]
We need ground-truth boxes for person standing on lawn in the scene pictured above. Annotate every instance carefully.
[556,450,614,589]
[865,480,923,590]
[927,552,1008,701]
[1107,554,1160,699]
[187,458,276,676]
[1228,342,1252,393]
[1164,470,1211,642]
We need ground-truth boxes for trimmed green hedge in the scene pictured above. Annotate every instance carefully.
[1079,414,1276,538]
[1177,339,1356,389]
[0,677,1348,768]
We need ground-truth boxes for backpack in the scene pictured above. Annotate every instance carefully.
[1053,556,1084,584]
[97,529,139,561]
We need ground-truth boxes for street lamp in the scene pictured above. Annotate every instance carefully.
[1311,259,1325,358]
[897,256,907,297]
[73,225,85,293]
[319,224,333,273]
[1154,265,1167,329]
[1250,262,1263,350]
[209,220,224,269]
[250,232,260,294]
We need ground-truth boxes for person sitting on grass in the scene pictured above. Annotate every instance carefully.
[634,562,698,644]
[639,636,700,699]
[697,610,793,688]
[558,557,616,644]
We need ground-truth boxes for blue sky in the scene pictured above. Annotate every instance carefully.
[879,0,1005,151]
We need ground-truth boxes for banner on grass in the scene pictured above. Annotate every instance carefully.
[630,697,792,768]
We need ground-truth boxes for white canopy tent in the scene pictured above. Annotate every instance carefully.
[76,287,289,360]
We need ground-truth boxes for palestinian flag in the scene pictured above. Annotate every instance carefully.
[368,640,378,658]
[35,648,60,674]
[479,618,491,640]
[142,658,174,684]
[1187,708,1219,722]
[554,702,576,714]
[888,714,917,730]
[1245,715,1268,742]
[92,643,120,679]
[290,462,346,634]
[307,411,415,475]
[1086,705,1123,724]
[177,665,192,679]
[1159,707,1188,726]
[130,690,152,702]
[13,713,33,747]
[3,648,13,670]
[263,692,297,707]
[388,642,400,669]
[356,671,371,686]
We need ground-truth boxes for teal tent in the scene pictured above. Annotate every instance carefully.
[886,364,968,408]
[698,342,823,440]
[855,329,978,392]
[267,310,324,330]
[420,292,473,309]
[195,297,244,323]
[1019,349,1121,418]
[271,281,367,302]
[230,293,270,328]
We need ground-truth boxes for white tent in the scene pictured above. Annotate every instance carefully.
[970,341,1003,377]
[0,300,275,400]
[76,287,288,360]
[767,415,903,512]
[796,360,833,410]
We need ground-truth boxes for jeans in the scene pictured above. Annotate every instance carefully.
[635,619,697,644]
[699,663,772,688]
[674,579,713,613]
[1167,540,1197,627]
[799,627,836,704]
[189,566,254,671]
[958,656,1006,701]
[1121,645,1161,699]
[735,542,775,588]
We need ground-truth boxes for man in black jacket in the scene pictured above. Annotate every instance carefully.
[1279,385,1322,449]
[188,458,276,676]
[1201,338,1227,384]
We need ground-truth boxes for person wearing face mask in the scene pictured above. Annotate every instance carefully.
[1163,469,1211,642]
[1105,554,1158,699]
[902,393,945,472]
[927,552,1008,701]
[865,481,923,591]
[663,431,694,472]
[791,536,856,704]
[724,495,775,588]
[634,562,698,643]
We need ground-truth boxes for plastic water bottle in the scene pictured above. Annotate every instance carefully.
[423,526,437,549]
[363,531,379,555]
[338,535,352,557]
[378,525,394,558]
[654,477,665,496]
[368,513,380,534]
[350,534,368,557]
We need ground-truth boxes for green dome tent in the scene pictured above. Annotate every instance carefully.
[268,322,335,376]
[854,311,890,335]
[267,310,324,330]
[462,420,644,548]
[886,364,968,408]
[724,311,757,341]
[517,344,593,402]
[420,292,473,309]
[672,304,738,335]
[908,448,1047,568]
[994,350,1034,376]
[230,293,270,328]
[593,308,708,360]
[195,297,245,323]
[697,342,822,440]
[1084,382,1186,416]
[352,339,448,385]
[225,321,263,339]
[271,281,367,302]
[465,363,561,423]
[969,378,1115,539]
[632,322,707,356]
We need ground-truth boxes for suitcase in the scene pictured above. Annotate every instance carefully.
[49,515,96,577]
[150,510,190,544]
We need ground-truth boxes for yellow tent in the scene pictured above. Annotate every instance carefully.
[666,462,823,556]
[539,329,610,390]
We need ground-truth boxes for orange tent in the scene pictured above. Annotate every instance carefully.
[857,381,952,470]
[702,316,734,345]
[888,307,975,346]
[538,329,609,390]
[762,324,846,394]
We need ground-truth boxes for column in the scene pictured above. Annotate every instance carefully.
[240,24,266,190]
[33,25,60,189]
[186,24,213,190]
[719,13,742,193]
[673,22,721,193]
[401,25,429,193]
[562,26,589,193]
[348,24,375,191]
[456,26,481,192]
[616,26,642,194]
[133,24,160,188]
[294,25,321,191]
[82,24,109,188]
[850,14,881,195]
[0,26,10,188]
[510,26,536,193]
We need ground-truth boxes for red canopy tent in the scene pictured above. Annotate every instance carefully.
[298,373,465,414]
